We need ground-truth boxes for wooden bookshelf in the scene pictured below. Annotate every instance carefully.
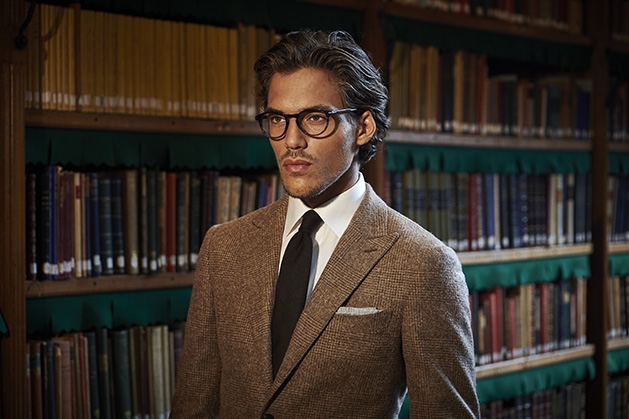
[458,243,592,266]
[25,271,195,298]
[610,242,629,254]
[25,109,262,136]
[386,130,592,151]
[381,1,592,46]
[608,337,629,351]
[609,142,629,153]
[475,344,595,379]
[2,0,627,417]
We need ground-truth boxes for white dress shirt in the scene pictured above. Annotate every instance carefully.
[280,173,366,299]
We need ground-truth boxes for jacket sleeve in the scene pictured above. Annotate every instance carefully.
[403,244,480,418]
[170,228,221,419]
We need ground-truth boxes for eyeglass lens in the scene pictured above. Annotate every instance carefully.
[262,109,331,139]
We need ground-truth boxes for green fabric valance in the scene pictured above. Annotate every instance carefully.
[26,287,192,336]
[385,143,591,174]
[463,254,591,292]
[383,15,591,72]
[608,347,629,375]
[26,127,277,170]
[609,152,629,175]
[475,357,595,404]
[610,253,629,277]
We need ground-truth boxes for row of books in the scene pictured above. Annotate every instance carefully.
[470,277,587,366]
[26,166,284,280]
[388,43,593,139]
[608,374,629,418]
[609,79,629,143]
[26,324,183,419]
[607,275,629,339]
[25,4,278,119]
[391,0,584,34]
[386,170,595,252]
[480,382,586,419]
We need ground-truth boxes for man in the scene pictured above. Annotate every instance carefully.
[170,30,479,418]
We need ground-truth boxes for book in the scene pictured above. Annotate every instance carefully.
[110,173,126,274]
[121,170,140,274]
[165,172,177,272]
[37,166,59,280]
[112,329,133,419]
[98,173,115,275]
[88,172,102,276]
[148,325,166,419]
[175,172,190,272]
[29,341,44,419]
[188,171,201,270]
[51,338,73,419]
[26,172,38,280]
[84,331,101,419]
[96,328,112,419]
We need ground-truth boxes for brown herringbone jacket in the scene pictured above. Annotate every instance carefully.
[170,184,480,419]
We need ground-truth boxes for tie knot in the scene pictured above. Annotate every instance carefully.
[299,210,323,234]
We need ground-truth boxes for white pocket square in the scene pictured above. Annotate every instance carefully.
[335,306,381,315]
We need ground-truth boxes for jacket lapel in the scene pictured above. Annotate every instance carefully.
[246,196,289,384]
[271,186,400,388]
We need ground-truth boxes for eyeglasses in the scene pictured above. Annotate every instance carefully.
[255,107,358,140]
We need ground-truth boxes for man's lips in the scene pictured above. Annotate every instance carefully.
[282,158,312,174]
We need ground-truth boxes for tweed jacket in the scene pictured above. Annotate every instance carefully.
[170,184,480,419]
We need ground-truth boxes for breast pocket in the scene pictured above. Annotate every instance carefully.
[327,308,392,337]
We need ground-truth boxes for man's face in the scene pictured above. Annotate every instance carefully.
[266,68,371,208]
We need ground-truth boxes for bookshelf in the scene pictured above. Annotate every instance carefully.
[2,0,629,417]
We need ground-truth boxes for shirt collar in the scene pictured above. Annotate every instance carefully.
[284,172,366,238]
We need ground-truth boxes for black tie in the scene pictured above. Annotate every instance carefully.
[271,210,323,378]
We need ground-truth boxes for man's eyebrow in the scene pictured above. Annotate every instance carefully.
[263,105,333,114]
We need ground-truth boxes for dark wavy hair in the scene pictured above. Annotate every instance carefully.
[254,30,389,166]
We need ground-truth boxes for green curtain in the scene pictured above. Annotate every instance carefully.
[609,152,629,176]
[26,287,192,336]
[384,143,591,174]
[475,357,595,404]
[26,127,277,170]
[610,253,629,277]
[463,255,591,292]
[608,347,629,375]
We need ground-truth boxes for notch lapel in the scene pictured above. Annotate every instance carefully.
[271,188,399,389]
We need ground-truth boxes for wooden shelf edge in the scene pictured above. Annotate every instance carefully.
[475,344,596,380]
[25,109,263,137]
[386,130,592,151]
[609,142,629,153]
[25,272,195,298]
[381,2,592,46]
[608,337,629,351]
[609,242,629,255]
[458,243,592,266]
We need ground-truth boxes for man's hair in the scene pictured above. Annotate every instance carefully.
[254,30,389,166]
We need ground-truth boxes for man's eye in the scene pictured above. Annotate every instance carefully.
[304,113,327,124]
[269,115,285,124]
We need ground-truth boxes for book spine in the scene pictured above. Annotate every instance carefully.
[89,172,102,276]
[96,328,111,419]
[123,170,140,274]
[98,174,114,275]
[84,331,100,419]
[112,330,133,419]
[110,174,126,274]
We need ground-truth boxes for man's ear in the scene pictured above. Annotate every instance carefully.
[355,110,376,146]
